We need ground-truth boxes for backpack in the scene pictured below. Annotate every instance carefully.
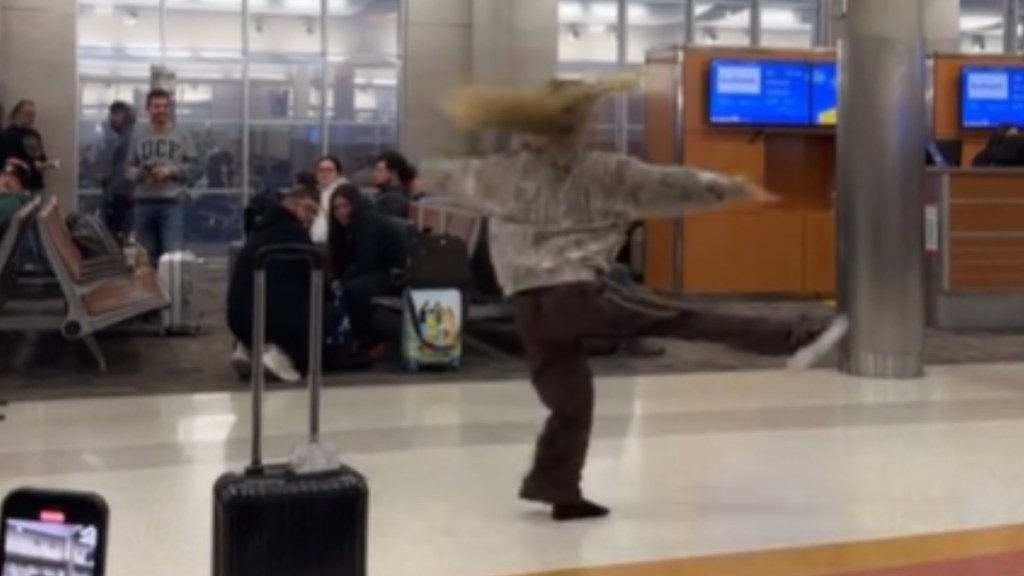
[406,228,473,290]
[67,212,121,259]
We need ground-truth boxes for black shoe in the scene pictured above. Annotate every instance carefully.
[552,499,610,522]
[619,338,666,358]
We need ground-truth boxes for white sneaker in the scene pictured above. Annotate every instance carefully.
[230,343,251,379]
[262,345,302,383]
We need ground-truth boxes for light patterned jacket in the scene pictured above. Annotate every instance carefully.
[420,148,750,296]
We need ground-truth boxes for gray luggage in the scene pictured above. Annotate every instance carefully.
[158,251,201,335]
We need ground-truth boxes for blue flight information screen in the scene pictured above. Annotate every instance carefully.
[961,67,1024,128]
[707,59,811,126]
[811,61,837,125]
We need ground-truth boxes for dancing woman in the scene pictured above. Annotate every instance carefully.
[420,77,781,521]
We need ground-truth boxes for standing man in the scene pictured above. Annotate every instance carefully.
[126,88,200,263]
[100,101,136,241]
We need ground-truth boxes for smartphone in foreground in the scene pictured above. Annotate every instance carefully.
[1,488,108,576]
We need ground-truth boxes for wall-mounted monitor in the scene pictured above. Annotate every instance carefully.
[960,66,1024,128]
[811,61,837,126]
[707,59,812,126]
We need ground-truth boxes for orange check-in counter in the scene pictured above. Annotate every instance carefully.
[642,48,1024,306]
[928,168,1024,329]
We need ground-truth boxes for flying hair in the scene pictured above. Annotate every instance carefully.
[443,74,641,136]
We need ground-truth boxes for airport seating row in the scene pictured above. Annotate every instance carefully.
[0,195,168,372]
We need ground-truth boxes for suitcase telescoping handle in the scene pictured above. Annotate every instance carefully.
[250,244,324,470]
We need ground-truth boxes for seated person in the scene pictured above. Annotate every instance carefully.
[327,184,408,355]
[972,124,1024,167]
[372,151,417,219]
[0,160,39,269]
[227,184,321,383]
[0,159,30,235]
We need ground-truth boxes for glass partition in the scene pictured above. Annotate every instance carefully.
[76,0,402,253]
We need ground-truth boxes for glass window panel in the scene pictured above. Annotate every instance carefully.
[694,0,752,46]
[960,0,1006,53]
[759,0,813,48]
[164,3,244,56]
[327,0,400,61]
[627,0,684,64]
[248,124,322,195]
[249,63,324,121]
[248,13,322,58]
[326,123,396,180]
[627,127,645,159]
[558,0,619,64]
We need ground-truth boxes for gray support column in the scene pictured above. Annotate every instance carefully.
[813,0,837,47]
[922,0,960,52]
[399,0,557,160]
[837,0,926,378]
[1005,0,1020,54]
[749,0,762,46]
[615,0,627,153]
[684,0,696,44]
[399,0,473,160]
[1,0,78,211]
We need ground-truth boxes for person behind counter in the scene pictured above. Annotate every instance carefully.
[971,123,1024,167]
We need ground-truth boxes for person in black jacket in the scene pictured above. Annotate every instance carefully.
[371,151,417,219]
[327,183,408,353]
[0,100,52,191]
[971,124,1024,167]
[228,184,321,382]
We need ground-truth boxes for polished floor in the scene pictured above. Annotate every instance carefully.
[3,363,1024,575]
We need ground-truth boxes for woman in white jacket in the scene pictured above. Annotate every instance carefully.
[310,155,347,242]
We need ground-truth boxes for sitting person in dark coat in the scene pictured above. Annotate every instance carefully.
[228,184,321,383]
[371,150,418,219]
[327,183,409,355]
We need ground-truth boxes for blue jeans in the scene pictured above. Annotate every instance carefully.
[135,198,186,264]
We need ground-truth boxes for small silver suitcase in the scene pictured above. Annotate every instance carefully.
[158,251,201,336]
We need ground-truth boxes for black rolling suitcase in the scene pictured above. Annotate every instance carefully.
[213,244,369,576]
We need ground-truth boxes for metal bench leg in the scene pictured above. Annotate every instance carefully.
[81,335,108,373]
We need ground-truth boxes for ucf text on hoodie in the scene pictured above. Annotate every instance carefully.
[125,124,201,200]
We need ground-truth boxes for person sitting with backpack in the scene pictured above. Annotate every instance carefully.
[326,183,408,359]
[228,184,322,383]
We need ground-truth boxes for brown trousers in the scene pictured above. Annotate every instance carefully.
[513,282,809,503]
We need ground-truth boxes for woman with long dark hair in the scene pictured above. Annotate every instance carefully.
[326,184,408,354]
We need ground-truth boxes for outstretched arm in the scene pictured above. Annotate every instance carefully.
[622,158,774,218]
[417,157,510,215]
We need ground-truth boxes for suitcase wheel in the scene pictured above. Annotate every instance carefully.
[448,359,460,371]
[403,359,419,373]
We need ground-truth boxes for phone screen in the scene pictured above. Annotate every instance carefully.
[1,491,106,576]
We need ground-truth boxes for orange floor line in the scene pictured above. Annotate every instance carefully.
[514,524,1024,576]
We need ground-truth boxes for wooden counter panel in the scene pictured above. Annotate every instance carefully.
[681,210,804,294]
[803,211,836,294]
[643,218,678,293]
[949,203,1024,233]
[949,271,1024,291]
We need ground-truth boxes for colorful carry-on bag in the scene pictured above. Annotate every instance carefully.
[401,287,463,372]
[212,244,369,576]
[158,251,201,335]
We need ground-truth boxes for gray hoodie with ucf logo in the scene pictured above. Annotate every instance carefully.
[125,124,201,200]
